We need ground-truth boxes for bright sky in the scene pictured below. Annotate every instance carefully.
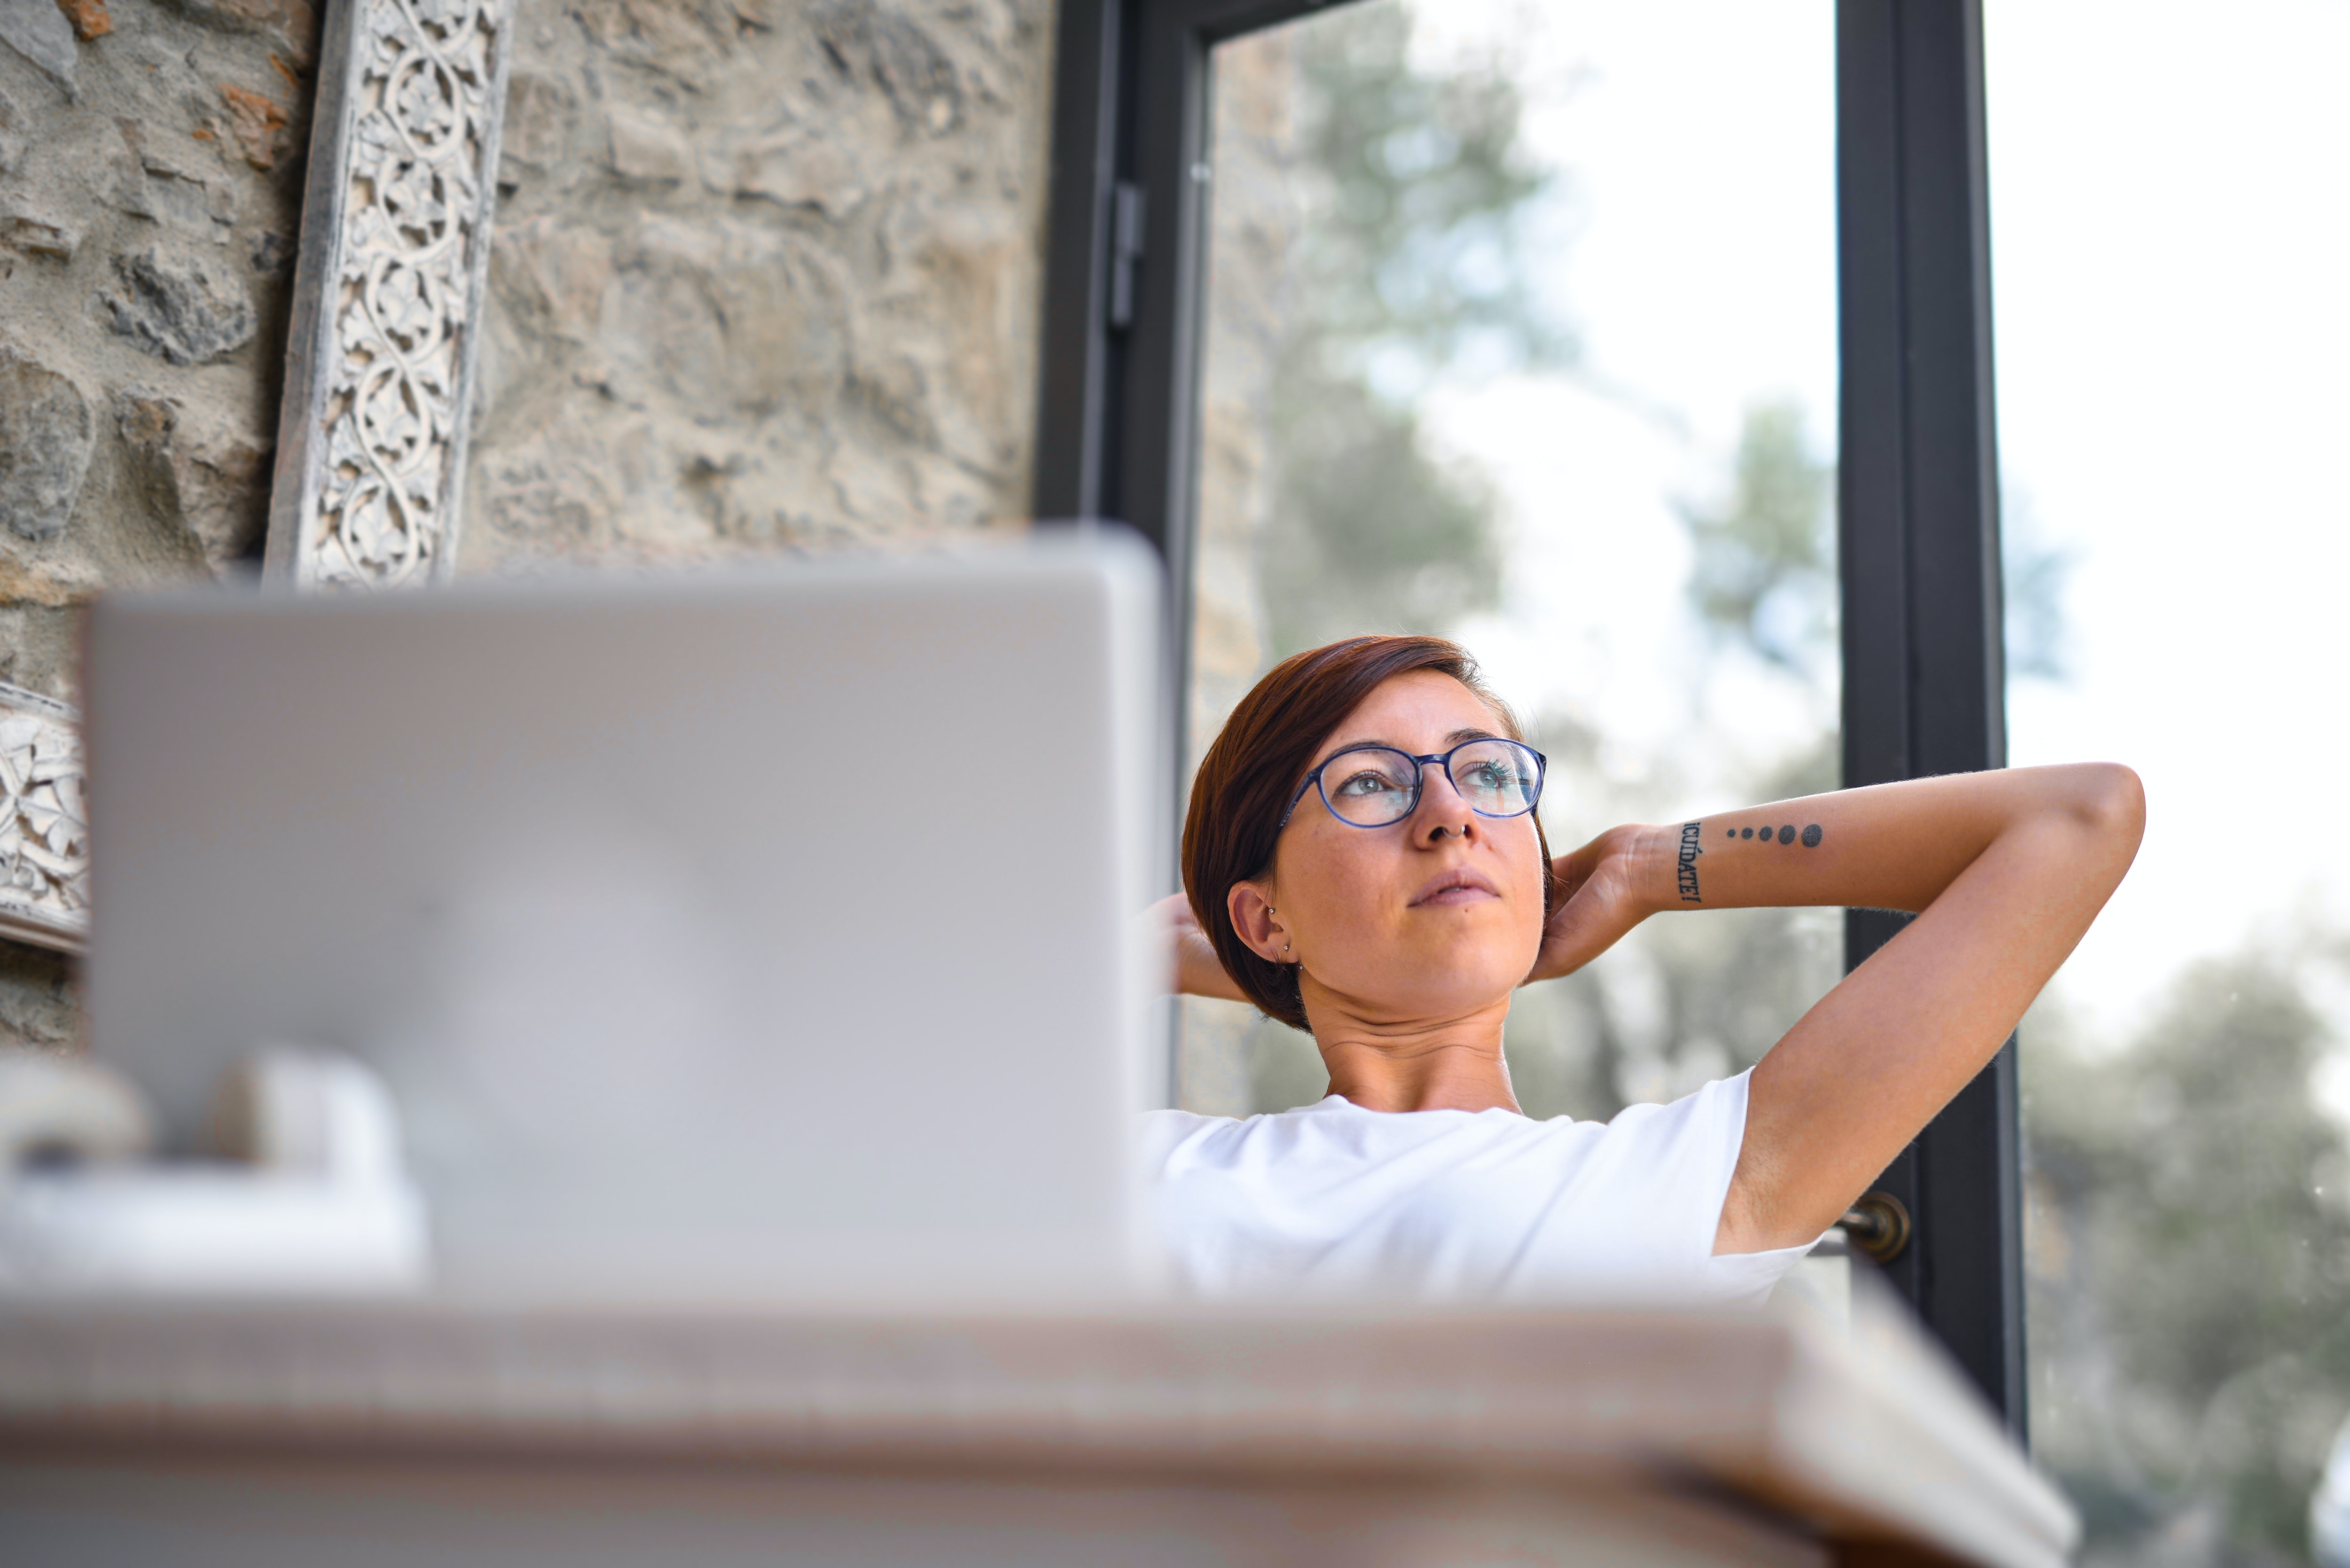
[1388,0,2350,1052]
[1989,1,2350,1042]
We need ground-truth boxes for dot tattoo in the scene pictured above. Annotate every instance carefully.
[1741,826,1754,839]
[1802,823,1823,848]
[1778,825,1795,845]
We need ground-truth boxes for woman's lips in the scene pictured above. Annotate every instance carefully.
[1410,870,1502,907]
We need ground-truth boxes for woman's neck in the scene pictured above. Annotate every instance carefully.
[1306,992,1520,1114]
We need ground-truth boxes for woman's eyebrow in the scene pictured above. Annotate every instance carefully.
[1320,728,1503,760]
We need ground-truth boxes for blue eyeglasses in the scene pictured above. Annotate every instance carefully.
[1277,738,1547,832]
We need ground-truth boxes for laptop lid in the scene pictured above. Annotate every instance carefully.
[82,533,1167,1304]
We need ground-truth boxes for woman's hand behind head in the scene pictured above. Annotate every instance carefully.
[1150,891,1247,1002]
[1525,824,1665,985]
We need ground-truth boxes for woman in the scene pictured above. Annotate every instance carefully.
[1144,634,2143,1304]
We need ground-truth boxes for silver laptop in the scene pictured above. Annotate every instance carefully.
[81,533,1167,1304]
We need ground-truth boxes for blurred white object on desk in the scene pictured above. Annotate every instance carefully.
[0,1051,152,1168]
[0,1049,426,1296]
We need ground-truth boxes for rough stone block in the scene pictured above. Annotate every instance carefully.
[0,206,77,258]
[606,102,693,184]
[55,0,108,42]
[0,346,94,541]
[115,387,268,569]
[107,166,219,233]
[0,936,77,1047]
[729,130,867,217]
[0,606,78,721]
[811,1,961,134]
[0,85,22,173]
[113,129,240,224]
[492,213,613,343]
[217,81,287,170]
[104,245,258,365]
[498,71,576,168]
[158,0,315,65]
[0,0,76,95]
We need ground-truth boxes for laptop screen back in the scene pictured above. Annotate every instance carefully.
[82,537,1167,1303]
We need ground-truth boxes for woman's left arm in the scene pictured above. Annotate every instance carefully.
[1532,764,2145,1253]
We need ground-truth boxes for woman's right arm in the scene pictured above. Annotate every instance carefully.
[1150,891,1248,1002]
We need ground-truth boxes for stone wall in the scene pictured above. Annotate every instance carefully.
[462,0,1056,569]
[0,0,316,663]
[0,0,1062,1047]
[0,0,320,1046]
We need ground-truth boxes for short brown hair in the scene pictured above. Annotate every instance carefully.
[1182,635,1553,1030]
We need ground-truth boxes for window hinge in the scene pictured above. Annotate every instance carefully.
[1108,180,1146,333]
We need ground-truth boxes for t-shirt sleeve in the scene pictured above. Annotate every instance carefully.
[1132,1108,1215,1171]
[1505,1069,1812,1307]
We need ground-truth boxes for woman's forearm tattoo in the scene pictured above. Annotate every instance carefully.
[1677,820,1704,902]
[1717,822,1826,846]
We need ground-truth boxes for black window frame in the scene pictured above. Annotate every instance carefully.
[1033,0,2021,1433]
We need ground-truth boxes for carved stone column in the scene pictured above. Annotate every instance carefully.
[263,0,517,588]
[0,685,88,954]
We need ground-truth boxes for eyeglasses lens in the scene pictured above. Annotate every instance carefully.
[1450,740,1541,818]
[1322,749,1421,825]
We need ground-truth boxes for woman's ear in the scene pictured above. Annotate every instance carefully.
[1227,879,1289,964]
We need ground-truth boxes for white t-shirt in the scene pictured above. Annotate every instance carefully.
[1137,1069,1811,1308]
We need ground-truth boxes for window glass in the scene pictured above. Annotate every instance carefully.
[1990,5,2350,1559]
[1181,1,1840,1122]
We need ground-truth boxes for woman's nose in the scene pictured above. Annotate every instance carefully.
[1413,764,1477,844]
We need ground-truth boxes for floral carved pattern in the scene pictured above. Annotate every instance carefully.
[279,0,512,588]
[0,685,87,952]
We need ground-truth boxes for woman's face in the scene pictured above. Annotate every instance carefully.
[1234,671,1547,1027]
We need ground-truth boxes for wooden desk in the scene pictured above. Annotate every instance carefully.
[0,1295,2075,1567]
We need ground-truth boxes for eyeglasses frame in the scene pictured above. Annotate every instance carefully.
[1276,738,1549,835]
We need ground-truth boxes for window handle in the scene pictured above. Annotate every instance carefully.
[1838,1191,1912,1264]
[1108,181,1146,332]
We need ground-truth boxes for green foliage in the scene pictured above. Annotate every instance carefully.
[1256,1,1566,659]
[1262,363,1502,654]
[1676,398,2075,689]
[1678,398,1835,673]
[2027,956,2350,1561]
[1282,4,1567,389]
